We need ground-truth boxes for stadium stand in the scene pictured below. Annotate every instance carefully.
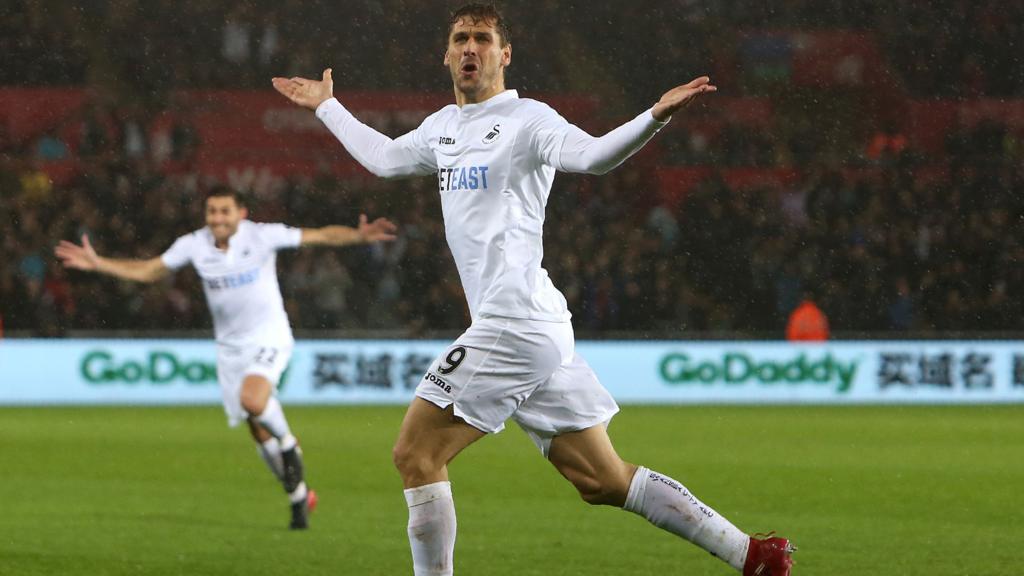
[3,0,1022,337]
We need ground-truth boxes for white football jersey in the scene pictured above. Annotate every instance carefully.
[161,220,301,347]
[317,89,665,323]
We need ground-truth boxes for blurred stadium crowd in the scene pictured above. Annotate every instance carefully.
[5,1,1022,97]
[2,0,1022,337]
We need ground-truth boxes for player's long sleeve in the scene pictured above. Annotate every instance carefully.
[555,108,667,175]
[315,98,434,179]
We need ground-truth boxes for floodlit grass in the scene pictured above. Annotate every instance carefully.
[1,405,1021,575]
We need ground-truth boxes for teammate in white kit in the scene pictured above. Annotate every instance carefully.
[55,186,398,530]
[273,3,794,573]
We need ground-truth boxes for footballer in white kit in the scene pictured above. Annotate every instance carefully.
[56,186,398,530]
[317,85,640,448]
[274,3,795,575]
[161,217,299,428]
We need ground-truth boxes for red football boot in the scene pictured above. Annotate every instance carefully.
[743,532,796,576]
[307,489,319,515]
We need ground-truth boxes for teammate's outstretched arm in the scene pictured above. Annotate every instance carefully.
[300,215,398,247]
[555,76,717,176]
[272,69,434,179]
[55,234,170,283]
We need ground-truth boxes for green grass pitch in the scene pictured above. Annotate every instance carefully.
[1,405,1021,575]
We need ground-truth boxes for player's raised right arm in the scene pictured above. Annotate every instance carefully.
[55,235,170,284]
[271,69,434,179]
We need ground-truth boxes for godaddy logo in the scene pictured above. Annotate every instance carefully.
[81,350,217,385]
[659,352,859,393]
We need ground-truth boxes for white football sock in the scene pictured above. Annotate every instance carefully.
[279,433,298,452]
[624,466,749,571]
[255,397,295,450]
[404,481,456,576]
[289,481,308,504]
[257,437,285,482]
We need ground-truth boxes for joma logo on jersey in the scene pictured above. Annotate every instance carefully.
[205,268,260,291]
[438,165,489,192]
[424,372,452,394]
[439,136,456,145]
[482,124,501,144]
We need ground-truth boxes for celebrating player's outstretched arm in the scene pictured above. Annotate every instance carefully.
[56,217,398,280]
[651,76,717,122]
[300,214,398,246]
[55,234,169,283]
[273,66,714,178]
[272,69,334,111]
[276,67,438,179]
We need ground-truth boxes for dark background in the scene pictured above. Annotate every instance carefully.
[2,0,1022,338]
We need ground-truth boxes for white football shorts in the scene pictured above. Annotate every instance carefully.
[414,316,620,456]
[216,343,293,427]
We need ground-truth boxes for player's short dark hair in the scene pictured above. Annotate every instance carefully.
[204,185,247,208]
[448,3,510,47]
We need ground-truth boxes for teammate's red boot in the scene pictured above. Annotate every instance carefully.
[307,489,318,515]
[743,533,795,576]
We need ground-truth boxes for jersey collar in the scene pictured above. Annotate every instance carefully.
[206,220,250,254]
[459,89,518,117]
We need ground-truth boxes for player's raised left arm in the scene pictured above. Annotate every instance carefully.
[300,215,398,247]
[553,76,716,175]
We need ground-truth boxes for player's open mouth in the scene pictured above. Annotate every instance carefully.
[460,63,478,74]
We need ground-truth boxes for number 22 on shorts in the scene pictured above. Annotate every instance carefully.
[255,347,278,365]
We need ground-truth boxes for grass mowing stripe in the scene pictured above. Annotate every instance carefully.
[1,406,1020,575]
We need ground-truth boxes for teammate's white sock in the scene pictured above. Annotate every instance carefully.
[404,481,456,576]
[279,434,298,451]
[257,437,285,481]
[289,481,308,504]
[624,466,749,571]
[255,397,295,449]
